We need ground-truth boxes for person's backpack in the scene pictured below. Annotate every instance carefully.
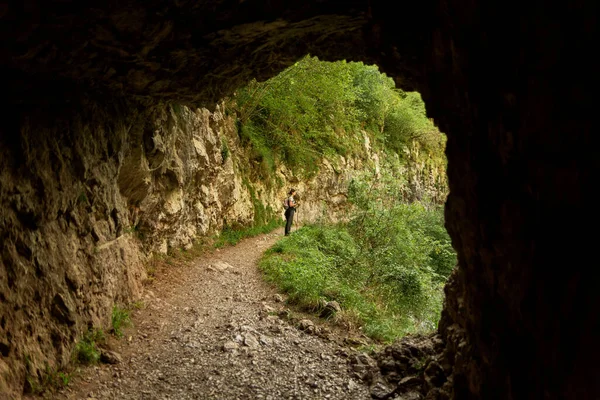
[282,197,289,210]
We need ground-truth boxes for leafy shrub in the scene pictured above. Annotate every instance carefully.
[231,56,446,178]
[74,329,104,364]
[261,170,456,342]
[231,56,453,342]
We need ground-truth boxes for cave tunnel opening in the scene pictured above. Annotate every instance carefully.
[227,54,453,341]
[1,0,598,398]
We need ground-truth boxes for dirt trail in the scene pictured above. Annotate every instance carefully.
[54,229,372,400]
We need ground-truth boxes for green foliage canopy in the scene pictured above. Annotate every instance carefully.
[230,56,446,178]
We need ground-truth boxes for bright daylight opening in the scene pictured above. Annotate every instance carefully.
[221,55,455,342]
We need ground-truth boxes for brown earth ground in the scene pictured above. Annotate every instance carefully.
[33,228,379,400]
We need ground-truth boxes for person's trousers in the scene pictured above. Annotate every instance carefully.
[284,208,295,235]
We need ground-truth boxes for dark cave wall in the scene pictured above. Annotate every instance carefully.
[0,101,148,396]
[405,1,599,398]
[1,0,370,106]
[1,0,599,398]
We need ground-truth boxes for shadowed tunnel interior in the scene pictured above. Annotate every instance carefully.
[0,0,598,398]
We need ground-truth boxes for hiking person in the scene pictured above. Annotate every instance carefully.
[284,188,297,236]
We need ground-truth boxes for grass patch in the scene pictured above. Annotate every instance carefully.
[77,192,88,205]
[261,225,406,339]
[168,237,211,261]
[221,137,230,163]
[214,219,283,248]
[74,329,104,365]
[40,367,71,391]
[142,238,213,286]
[111,305,132,338]
[214,178,283,248]
[231,56,447,180]
[260,206,454,343]
[24,363,72,395]
[130,300,145,310]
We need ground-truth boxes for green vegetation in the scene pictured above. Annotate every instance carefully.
[39,367,71,391]
[24,362,72,395]
[244,178,277,226]
[123,225,139,234]
[213,178,284,248]
[130,300,145,310]
[220,56,448,267]
[111,305,132,338]
[214,219,282,248]
[221,137,230,163]
[74,329,104,365]
[163,238,210,262]
[230,55,446,179]
[260,169,456,342]
[229,56,454,343]
[77,192,88,205]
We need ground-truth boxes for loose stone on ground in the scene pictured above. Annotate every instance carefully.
[58,230,372,399]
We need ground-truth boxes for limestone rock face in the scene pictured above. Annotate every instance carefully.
[0,102,147,396]
[117,103,388,254]
[121,104,254,253]
[0,99,395,396]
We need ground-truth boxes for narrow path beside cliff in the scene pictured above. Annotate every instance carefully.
[56,229,372,400]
